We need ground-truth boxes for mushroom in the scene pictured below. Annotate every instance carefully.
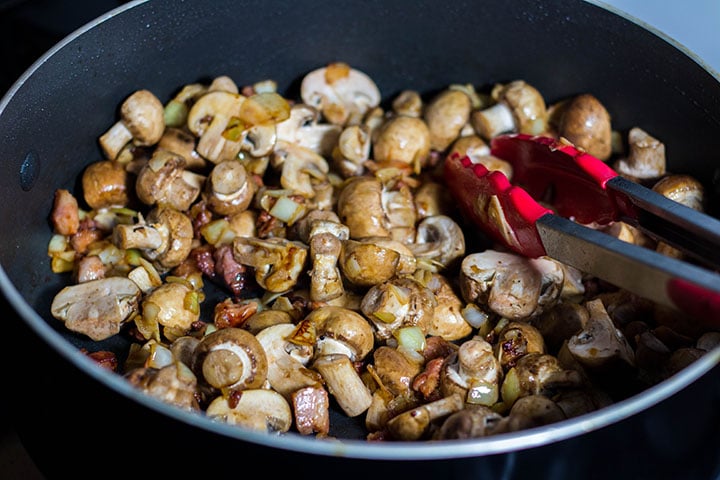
[206,388,292,433]
[113,206,194,271]
[501,394,567,432]
[140,281,201,337]
[408,215,466,270]
[440,337,503,406]
[392,89,423,117]
[192,327,268,391]
[494,321,546,370]
[300,62,381,126]
[339,236,416,289]
[203,160,256,216]
[304,305,375,361]
[273,139,330,198]
[336,176,390,238]
[413,180,453,219]
[255,323,323,399]
[372,115,431,171]
[500,353,583,409]
[433,404,504,440]
[567,298,636,371]
[276,103,341,157]
[50,277,141,341]
[459,250,564,320]
[471,80,547,140]
[156,127,207,171]
[380,180,418,244]
[331,124,372,178]
[125,362,199,411]
[99,89,165,160]
[531,302,589,354]
[81,160,132,210]
[652,174,704,212]
[556,93,613,161]
[370,345,423,397]
[423,272,472,341]
[241,309,293,335]
[385,393,464,441]
[312,353,373,417]
[423,88,472,152]
[135,149,204,211]
[360,275,436,341]
[309,232,345,302]
[232,236,309,293]
[614,127,666,180]
[448,135,513,179]
[186,90,245,163]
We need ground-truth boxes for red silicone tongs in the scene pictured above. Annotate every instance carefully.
[444,133,720,323]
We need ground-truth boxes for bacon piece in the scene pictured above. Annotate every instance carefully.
[70,217,104,254]
[51,189,80,235]
[75,255,106,283]
[292,386,330,436]
[213,298,258,329]
[412,356,444,402]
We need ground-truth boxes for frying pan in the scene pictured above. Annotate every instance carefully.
[1,0,719,478]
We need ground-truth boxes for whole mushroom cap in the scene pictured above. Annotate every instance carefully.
[424,89,472,152]
[557,93,612,161]
[373,115,431,167]
[304,306,375,361]
[146,207,194,269]
[121,89,165,146]
[82,160,131,210]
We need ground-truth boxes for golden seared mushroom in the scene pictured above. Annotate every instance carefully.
[433,404,504,440]
[531,302,590,354]
[495,321,546,370]
[192,328,268,392]
[653,174,704,212]
[312,354,373,417]
[186,89,245,164]
[413,180,453,219]
[255,323,323,399]
[337,176,390,238]
[232,236,308,293]
[203,160,256,216]
[567,298,636,371]
[361,275,436,341]
[422,272,472,341]
[206,388,292,433]
[50,277,142,341]
[140,281,201,339]
[459,250,564,321]
[471,80,547,140]
[125,362,199,411]
[241,309,293,335]
[156,127,207,171]
[500,353,583,409]
[501,394,567,432]
[276,103,341,158]
[332,124,372,178]
[99,89,165,160]
[300,61,381,126]
[305,306,375,361]
[408,215,466,270]
[81,160,132,210]
[135,150,204,211]
[392,89,423,117]
[614,127,666,181]
[113,206,194,272]
[423,88,472,152]
[371,345,424,397]
[385,393,465,441]
[448,135,513,179]
[372,115,431,172]
[339,236,416,289]
[556,93,613,161]
[309,232,345,302]
[272,140,330,198]
[440,336,503,406]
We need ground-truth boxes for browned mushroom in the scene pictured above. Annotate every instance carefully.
[614,127,666,180]
[232,236,309,293]
[206,388,293,433]
[385,393,464,441]
[203,160,256,216]
[125,362,200,411]
[440,336,503,406]
[140,280,201,338]
[556,93,613,161]
[494,321,546,370]
[471,80,547,140]
[433,404,504,440]
[373,115,431,172]
[82,160,132,210]
[339,237,416,289]
[423,88,472,152]
[500,352,583,409]
[99,89,166,160]
[135,150,204,211]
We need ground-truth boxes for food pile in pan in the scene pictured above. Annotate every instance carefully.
[46,62,719,440]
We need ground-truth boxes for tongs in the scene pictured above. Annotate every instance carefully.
[444,133,720,322]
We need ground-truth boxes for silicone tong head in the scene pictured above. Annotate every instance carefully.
[443,152,551,258]
[490,133,620,225]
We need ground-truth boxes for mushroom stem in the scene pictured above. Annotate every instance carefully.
[312,353,372,417]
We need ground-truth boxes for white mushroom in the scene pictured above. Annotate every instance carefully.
[206,388,292,433]
[50,277,141,341]
[276,103,341,157]
[312,353,373,417]
[186,90,245,163]
[99,89,165,160]
[408,215,466,270]
[471,80,547,140]
[300,62,381,126]
[273,139,330,198]
[614,127,666,180]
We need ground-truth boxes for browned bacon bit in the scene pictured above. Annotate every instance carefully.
[51,188,80,235]
[423,335,458,361]
[83,349,119,372]
[256,209,283,238]
[190,244,216,279]
[366,430,391,441]
[70,217,104,254]
[227,389,243,409]
[189,200,213,239]
[214,298,259,329]
[214,243,253,297]
[412,356,444,402]
[292,386,330,436]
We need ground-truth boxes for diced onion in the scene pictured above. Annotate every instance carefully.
[393,326,426,352]
[269,195,306,226]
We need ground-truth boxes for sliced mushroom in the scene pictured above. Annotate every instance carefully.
[99,89,165,160]
[309,232,345,302]
[408,215,465,270]
[300,62,381,126]
[423,272,472,341]
[276,103,341,157]
[135,149,204,211]
[50,277,141,341]
[385,393,464,441]
[255,323,323,399]
[332,124,372,178]
[440,337,503,406]
[206,388,292,433]
[186,90,245,163]
[113,206,194,271]
[232,236,308,293]
[81,160,131,210]
[273,139,330,198]
[459,250,564,320]
[423,88,472,152]
[556,93,613,161]
[204,160,256,216]
[471,80,547,140]
[192,327,268,391]
[614,127,666,180]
